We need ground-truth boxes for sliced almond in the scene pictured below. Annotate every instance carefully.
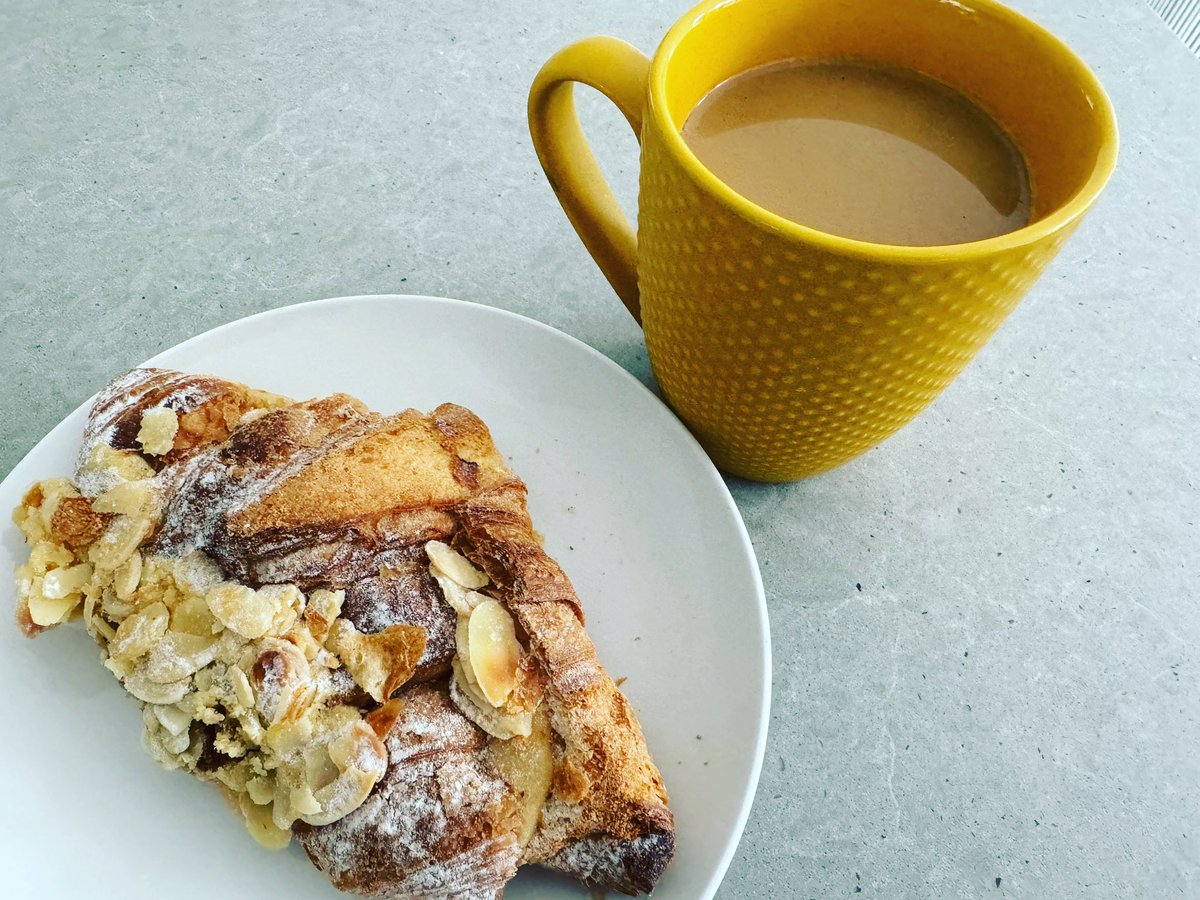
[455,615,478,687]
[173,551,225,596]
[206,582,275,639]
[112,551,142,601]
[449,659,534,740]
[110,601,170,663]
[41,563,93,600]
[301,723,387,826]
[290,784,322,817]
[265,715,314,758]
[434,572,491,617]
[426,540,488,589]
[123,669,189,705]
[29,539,74,574]
[136,406,179,456]
[468,599,521,707]
[229,664,255,710]
[142,631,219,683]
[89,612,117,643]
[303,745,341,794]
[246,775,275,806]
[434,573,472,615]
[25,587,81,628]
[303,765,378,827]
[239,794,291,850]
[89,514,151,571]
[152,703,193,737]
[102,596,134,622]
[163,726,192,756]
[92,479,155,517]
[103,655,132,681]
[171,593,218,636]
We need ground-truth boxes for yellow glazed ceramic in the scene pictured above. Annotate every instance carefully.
[529,0,1118,482]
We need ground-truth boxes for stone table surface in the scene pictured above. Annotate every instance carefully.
[2,0,1197,897]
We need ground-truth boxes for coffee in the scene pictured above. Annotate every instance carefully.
[681,60,1031,246]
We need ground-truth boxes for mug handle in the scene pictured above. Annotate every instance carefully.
[528,37,651,323]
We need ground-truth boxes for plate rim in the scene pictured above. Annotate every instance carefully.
[2,293,771,900]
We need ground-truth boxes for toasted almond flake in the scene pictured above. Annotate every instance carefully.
[136,407,179,456]
[110,601,170,663]
[92,480,154,517]
[89,514,151,571]
[113,551,142,600]
[26,590,80,628]
[246,776,274,806]
[425,540,488,588]
[239,795,291,850]
[153,703,193,737]
[142,631,219,683]
[41,563,92,600]
[290,784,322,816]
[123,670,189,705]
[206,583,276,639]
[468,599,521,707]
[455,615,478,687]
[230,664,255,709]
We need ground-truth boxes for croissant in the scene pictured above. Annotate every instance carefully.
[13,367,674,897]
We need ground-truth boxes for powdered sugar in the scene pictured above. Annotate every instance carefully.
[76,368,222,484]
[437,758,506,816]
[298,685,519,898]
[153,400,384,562]
[65,367,674,894]
[543,829,675,894]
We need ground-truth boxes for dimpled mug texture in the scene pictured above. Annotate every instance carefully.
[528,0,1117,482]
[637,127,1076,481]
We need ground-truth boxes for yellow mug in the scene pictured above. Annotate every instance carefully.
[528,0,1117,482]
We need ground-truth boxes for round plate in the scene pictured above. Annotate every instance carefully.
[0,296,769,900]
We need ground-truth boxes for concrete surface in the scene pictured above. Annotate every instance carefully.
[2,0,1197,896]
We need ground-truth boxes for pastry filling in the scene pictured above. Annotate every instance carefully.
[426,540,554,847]
[425,540,546,740]
[13,411,425,849]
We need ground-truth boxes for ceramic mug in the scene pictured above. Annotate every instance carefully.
[528,0,1117,482]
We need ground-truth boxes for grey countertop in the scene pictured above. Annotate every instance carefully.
[2,1,1198,896]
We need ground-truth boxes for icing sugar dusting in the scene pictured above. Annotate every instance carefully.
[77,369,218,474]
[544,830,675,894]
[298,685,518,898]
[153,403,382,560]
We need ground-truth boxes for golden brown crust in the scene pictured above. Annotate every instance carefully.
[79,368,288,473]
[295,684,522,899]
[455,487,675,891]
[72,368,674,895]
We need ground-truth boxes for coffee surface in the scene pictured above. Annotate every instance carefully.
[681,60,1031,246]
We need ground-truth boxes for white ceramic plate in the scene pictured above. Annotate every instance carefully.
[0,296,769,900]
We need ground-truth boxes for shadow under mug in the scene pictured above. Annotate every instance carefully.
[528,0,1118,482]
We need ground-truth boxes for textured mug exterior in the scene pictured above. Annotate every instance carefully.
[637,127,1077,481]
[529,0,1118,482]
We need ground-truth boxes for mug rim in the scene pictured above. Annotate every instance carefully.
[647,0,1120,261]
